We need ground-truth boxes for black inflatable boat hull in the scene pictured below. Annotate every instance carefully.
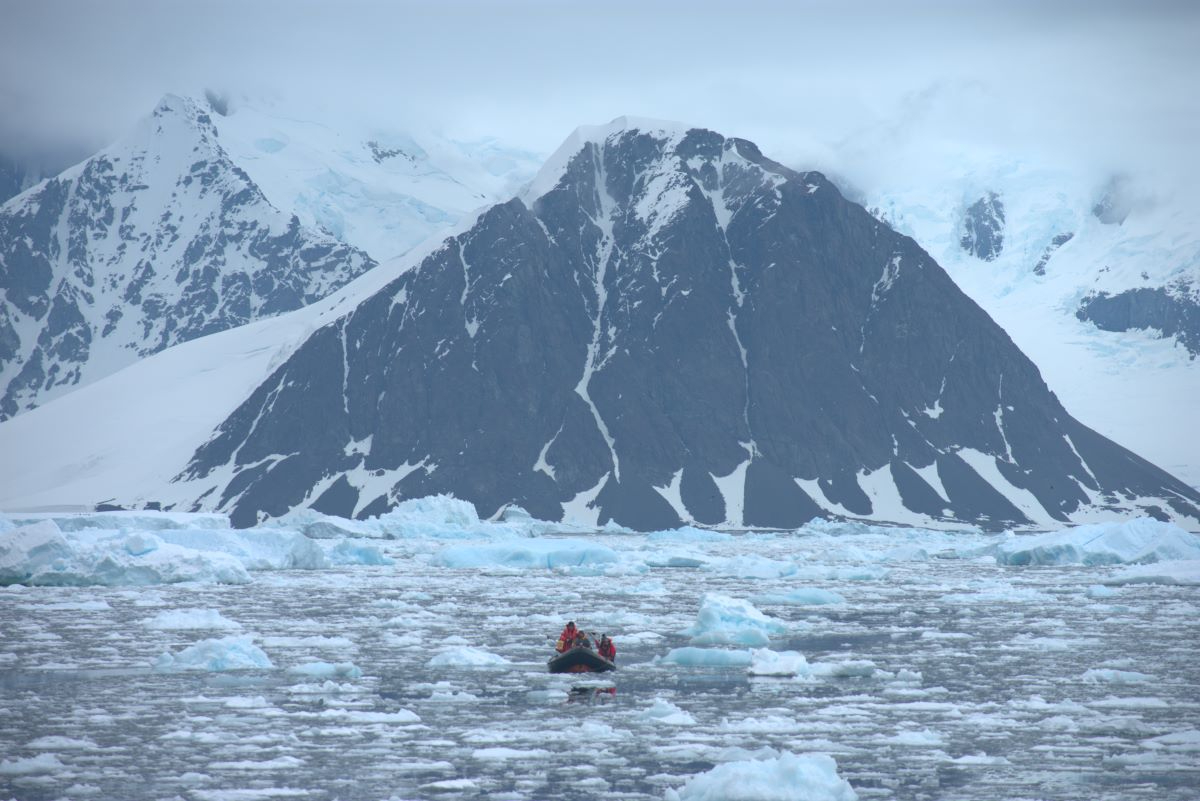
[548,647,616,674]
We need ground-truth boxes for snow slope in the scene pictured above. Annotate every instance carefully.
[860,155,1200,488]
[213,99,542,262]
[0,209,483,513]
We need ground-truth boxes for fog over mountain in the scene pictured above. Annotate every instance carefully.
[2,1,1197,202]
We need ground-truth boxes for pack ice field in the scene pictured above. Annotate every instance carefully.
[1,498,1198,801]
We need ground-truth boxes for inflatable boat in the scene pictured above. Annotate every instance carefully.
[548,646,616,674]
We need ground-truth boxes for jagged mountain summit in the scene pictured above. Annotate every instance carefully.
[0,94,542,421]
[0,95,376,419]
[164,118,1199,530]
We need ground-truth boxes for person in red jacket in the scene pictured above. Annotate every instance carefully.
[597,634,616,663]
[555,621,578,653]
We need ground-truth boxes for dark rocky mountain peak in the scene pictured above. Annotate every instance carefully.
[959,191,1005,260]
[174,119,1200,529]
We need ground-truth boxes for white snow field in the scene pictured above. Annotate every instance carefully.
[212,98,542,263]
[859,155,1200,489]
[2,500,1198,800]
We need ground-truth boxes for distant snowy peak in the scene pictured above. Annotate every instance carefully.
[210,102,543,262]
[0,93,376,419]
[523,115,700,205]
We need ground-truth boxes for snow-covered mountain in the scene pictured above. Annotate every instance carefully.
[6,119,1192,531]
[860,157,1200,488]
[0,95,376,419]
[0,95,542,421]
[209,99,542,262]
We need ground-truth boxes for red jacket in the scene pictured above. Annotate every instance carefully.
[598,639,616,661]
[555,626,577,653]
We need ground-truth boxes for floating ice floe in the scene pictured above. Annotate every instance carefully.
[1081,668,1153,684]
[647,526,733,543]
[748,649,811,677]
[683,593,787,647]
[712,554,798,579]
[154,635,274,671]
[431,539,619,570]
[1103,560,1200,586]
[0,753,67,776]
[747,649,879,680]
[638,699,697,726]
[427,646,509,668]
[753,588,846,606]
[661,647,753,668]
[665,751,857,801]
[288,661,363,679]
[885,728,945,746]
[993,517,1200,566]
[145,608,242,630]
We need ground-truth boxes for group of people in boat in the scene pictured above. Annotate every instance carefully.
[555,620,616,663]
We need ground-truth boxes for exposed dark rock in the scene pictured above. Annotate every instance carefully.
[960,192,1005,261]
[1034,232,1074,276]
[1077,281,1200,357]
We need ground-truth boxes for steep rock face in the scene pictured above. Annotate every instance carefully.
[0,95,376,418]
[1033,232,1074,276]
[176,121,1200,529]
[959,191,1005,260]
[1077,281,1200,357]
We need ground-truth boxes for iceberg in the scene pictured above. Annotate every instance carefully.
[325,539,393,566]
[0,520,251,587]
[994,518,1200,566]
[8,511,230,532]
[684,593,787,647]
[154,635,274,671]
[0,512,400,587]
[665,751,858,801]
[154,528,329,570]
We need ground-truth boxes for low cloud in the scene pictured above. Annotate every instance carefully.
[1,0,1196,194]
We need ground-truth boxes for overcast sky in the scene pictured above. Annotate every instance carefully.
[2,0,1197,190]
